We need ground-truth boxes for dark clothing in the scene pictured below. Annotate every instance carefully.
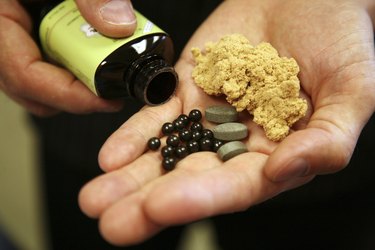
[24,1,375,249]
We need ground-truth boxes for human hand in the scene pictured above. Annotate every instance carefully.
[79,0,375,245]
[0,0,136,116]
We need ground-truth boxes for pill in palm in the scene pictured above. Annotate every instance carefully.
[147,108,250,171]
[217,141,248,161]
[212,122,248,141]
[205,105,239,123]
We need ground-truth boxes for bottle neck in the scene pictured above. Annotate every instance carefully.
[127,56,178,106]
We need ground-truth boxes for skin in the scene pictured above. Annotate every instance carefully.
[78,0,375,246]
[1,0,374,247]
[0,0,136,116]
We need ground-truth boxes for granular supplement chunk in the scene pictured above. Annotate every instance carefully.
[192,34,307,141]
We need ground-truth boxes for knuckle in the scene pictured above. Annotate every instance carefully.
[3,78,24,96]
[327,143,353,173]
[142,107,165,126]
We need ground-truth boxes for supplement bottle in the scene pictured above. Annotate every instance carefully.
[39,0,178,105]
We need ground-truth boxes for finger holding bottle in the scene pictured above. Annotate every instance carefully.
[0,0,126,116]
[75,0,137,38]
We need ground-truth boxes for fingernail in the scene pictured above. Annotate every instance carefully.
[274,158,309,182]
[100,0,136,25]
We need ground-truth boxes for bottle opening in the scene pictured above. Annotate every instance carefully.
[145,70,178,105]
[132,57,178,106]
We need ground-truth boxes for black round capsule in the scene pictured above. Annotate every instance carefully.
[190,122,203,132]
[191,130,202,141]
[173,119,186,131]
[162,157,177,171]
[178,114,190,127]
[166,134,180,147]
[178,129,192,142]
[162,122,175,135]
[161,145,175,158]
[187,140,199,153]
[175,145,189,159]
[212,139,224,152]
[199,137,213,151]
[189,109,202,122]
[202,129,214,139]
[147,137,161,150]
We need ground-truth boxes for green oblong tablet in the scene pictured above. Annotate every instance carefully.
[212,122,248,141]
[205,105,239,123]
[217,141,248,161]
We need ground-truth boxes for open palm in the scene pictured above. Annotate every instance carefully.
[79,0,375,245]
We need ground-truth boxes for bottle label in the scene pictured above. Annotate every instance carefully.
[39,0,165,94]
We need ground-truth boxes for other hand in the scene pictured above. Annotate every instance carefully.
[79,0,375,245]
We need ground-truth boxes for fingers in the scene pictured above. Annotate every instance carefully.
[98,97,182,172]
[20,61,122,114]
[97,153,219,245]
[264,125,354,182]
[144,153,312,224]
[79,151,164,218]
[75,0,137,38]
[265,69,375,182]
[4,92,59,116]
[0,0,32,32]
[97,152,313,245]
[0,17,121,115]
[99,192,163,246]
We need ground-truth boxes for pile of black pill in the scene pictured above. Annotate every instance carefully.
[147,109,224,171]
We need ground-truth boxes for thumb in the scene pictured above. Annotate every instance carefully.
[264,127,355,182]
[75,0,137,38]
[264,99,373,182]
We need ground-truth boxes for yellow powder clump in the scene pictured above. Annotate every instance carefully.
[191,34,307,141]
